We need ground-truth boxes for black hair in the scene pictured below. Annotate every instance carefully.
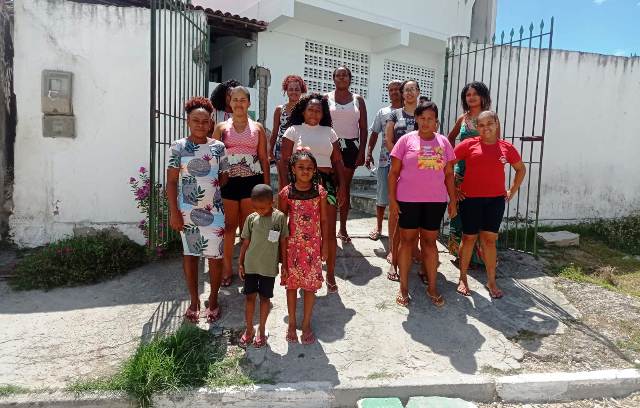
[288,150,320,189]
[251,184,273,201]
[229,86,251,103]
[419,95,431,103]
[286,93,333,128]
[461,81,491,112]
[332,66,353,82]
[209,79,241,110]
[414,101,439,120]
[400,79,420,97]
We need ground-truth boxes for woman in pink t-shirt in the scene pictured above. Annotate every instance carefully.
[388,102,457,307]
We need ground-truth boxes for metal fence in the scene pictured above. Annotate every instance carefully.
[440,19,554,255]
[149,0,209,249]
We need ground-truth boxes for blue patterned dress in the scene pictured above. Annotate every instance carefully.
[168,137,226,258]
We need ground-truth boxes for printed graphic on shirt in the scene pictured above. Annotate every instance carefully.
[417,144,446,170]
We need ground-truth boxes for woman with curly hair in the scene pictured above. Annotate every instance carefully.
[280,93,347,293]
[167,96,226,323]
[212,86,270,286]
[270,75,307,192]
[210,79,241,125]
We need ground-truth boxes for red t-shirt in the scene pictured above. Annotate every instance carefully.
[454,137,522,198]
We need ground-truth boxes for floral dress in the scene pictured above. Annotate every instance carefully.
[168,137,226,258]
[279,184,327,292]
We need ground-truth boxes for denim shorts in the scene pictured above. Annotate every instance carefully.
[376,166,389,207]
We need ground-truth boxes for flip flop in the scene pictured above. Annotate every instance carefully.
[301,331,316,345]
[184,307,200,323]
[368,230,381,241]
[387,269,400,282]
[238,330,254,349]
[427,292,445,307]
[456,280,472,296]
[253,332,269,348]
[337,232,352,243]
[204,306,221,323]
[485,285,504,299]
[395,291,410,307]
[286,330,299,344]
[326,282,338,294]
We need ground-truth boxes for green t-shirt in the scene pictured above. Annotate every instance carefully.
[240,210,289,277]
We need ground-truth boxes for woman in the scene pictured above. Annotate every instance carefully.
[167,97,226,322]
[270,75,307,191]
[388,101,457,307]
[212,86,270,286]
[447,81,492,268]
[454,111,525,298]
[210,79,241,125]
[280,93,347,293]
[384,79,422,282]
[327,66,368,243]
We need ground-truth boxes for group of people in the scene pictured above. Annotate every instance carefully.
[166,68,526,348]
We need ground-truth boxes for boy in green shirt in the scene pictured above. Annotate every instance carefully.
[238,184,288,348]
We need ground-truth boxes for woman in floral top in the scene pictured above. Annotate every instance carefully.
[167,97,226,323]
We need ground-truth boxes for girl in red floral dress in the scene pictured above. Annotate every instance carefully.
[279,150,328,345]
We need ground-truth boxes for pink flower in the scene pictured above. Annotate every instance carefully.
[139,167,147,174]
[129,177,136,184]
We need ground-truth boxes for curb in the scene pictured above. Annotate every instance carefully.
[1,369,638,407]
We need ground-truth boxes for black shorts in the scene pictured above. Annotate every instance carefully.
[318,170,338,206]
[397,201,447,231]
[459,196,505,235]
[221,174,263,201]
[243,274,276,298]
[339,138,360,170]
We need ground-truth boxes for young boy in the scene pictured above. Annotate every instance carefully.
[238,184,288,348]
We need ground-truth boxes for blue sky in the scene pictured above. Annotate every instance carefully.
[496,0,640,56]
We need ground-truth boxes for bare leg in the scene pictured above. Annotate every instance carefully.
[338,168,355,239]
[277,160,288,194]
[258,296,271,338]
[183,256,200,311]
[239,198,254,238]
[458,234,478,295]
[420,230,440,298]
[371,205,385,237]
[286,289,298,338]
[222,199,240,280]
[244,293,257,338]
[326,204,338,287]
[301,290,316,337]
[389,208,399,265]
[479,231,501,295]
[207,258,223,309]
[398,228,419,298]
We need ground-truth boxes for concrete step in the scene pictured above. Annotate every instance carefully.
[351,191,387,218]
[357,398,403,408]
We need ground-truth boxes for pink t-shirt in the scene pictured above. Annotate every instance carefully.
[390,131,456,202]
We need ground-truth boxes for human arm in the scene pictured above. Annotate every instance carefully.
[330,141,348,208]
[269,106,282,162]
[280,136,294,173]
[444,162,457,218]
[320,190,329,261]
[212,122,225,141]
[355,96,368,167]
[238,238,250,280]
[366,131,378,169]
[447,115,464,147]
[506,161,526,201]
[384,116,396,153]
[166,167,183,232]
[387,157,402,215]
[256,123,271,185]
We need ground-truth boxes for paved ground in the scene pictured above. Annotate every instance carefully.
[0,212,583,388]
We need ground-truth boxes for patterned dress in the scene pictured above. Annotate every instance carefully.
[168,137,226,258]
[279,184,327,292]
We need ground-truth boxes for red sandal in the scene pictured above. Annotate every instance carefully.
[184,307,200,323]
[238,330,254,349]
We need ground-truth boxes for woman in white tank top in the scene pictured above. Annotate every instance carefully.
[327,66,368,244]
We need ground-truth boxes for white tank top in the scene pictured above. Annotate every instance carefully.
[328,91,360,140]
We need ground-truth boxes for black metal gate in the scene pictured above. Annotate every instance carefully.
[149,0,209,249]
[441,18,554,255]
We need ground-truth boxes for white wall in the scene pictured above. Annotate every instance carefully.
[11,0,150,246]
[212,36,257,86]
[256,19,446,175]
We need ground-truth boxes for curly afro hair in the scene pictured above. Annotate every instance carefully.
[184,96,213,114]
[285,93,333,128]
[461,81,491,112]
[209,79,241,111]
[281,75,308,94]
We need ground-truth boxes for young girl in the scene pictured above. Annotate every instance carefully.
[279,150,328,345]
[447,81,492,274]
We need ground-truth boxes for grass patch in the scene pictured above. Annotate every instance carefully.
[70,325,259,407]
[366,371,395,380]
[616,322,640,353]
[9,231,147,291]
[0,384,30,397]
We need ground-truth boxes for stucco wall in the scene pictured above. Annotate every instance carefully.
[11,0,150,246]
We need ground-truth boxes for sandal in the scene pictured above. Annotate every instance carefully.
[337,232,352,243]
[368,230,381,241]
[395,292,410,307]
[485,285,504,299]
[456,280,472,296]
[301,331,316,345]
[326,282,338,294]
[204,306,221,323]
[387,267,400,282]
[427,292,445,307]
[238,330,254,349]
[184,307,200,323]
[221,276,233,287]
[286,330,299,344]
[253,332,269,348]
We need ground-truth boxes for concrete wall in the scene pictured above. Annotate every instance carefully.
[212,36,257,87]
[443,43,640,221]
[11,0,150,246]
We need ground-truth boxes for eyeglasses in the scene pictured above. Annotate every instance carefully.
[403,87,419,93]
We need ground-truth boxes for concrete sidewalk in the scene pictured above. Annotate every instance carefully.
[1,212,580,390]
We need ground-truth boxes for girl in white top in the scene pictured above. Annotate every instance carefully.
[281,93,347,294]
[327,66,368,243]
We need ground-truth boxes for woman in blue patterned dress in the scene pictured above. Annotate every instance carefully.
[167,97,226,323]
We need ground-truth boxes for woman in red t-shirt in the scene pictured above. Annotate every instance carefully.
[453,111,526,299]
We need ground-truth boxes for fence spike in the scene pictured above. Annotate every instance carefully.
[510,28,515,38]
[519,25,524,36]
[540,19,545,29]
[529,22,534,33]
[491,33,496,44]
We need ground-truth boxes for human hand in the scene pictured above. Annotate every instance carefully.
[238,264,245,280]
[280,266,288,281]
[169,211,184,232]
[365,154,374,169]
[355,151,366,167]
[456,187,466,201]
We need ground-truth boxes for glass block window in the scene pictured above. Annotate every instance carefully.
[303,40,370,98]
[381,59,435,103]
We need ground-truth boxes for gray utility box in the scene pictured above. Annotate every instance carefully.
[42,70,73,115]
[43,115,75,139]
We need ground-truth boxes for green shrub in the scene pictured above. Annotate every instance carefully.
[9,232,147,291]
